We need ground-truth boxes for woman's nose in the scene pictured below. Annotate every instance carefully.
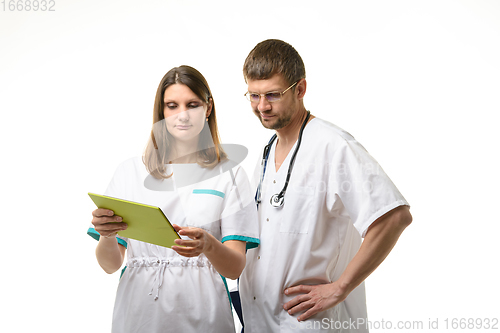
[177,108,190,121]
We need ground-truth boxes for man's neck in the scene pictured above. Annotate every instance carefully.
[275,107,312,149]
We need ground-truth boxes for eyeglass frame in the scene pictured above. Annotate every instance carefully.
[244,81,298,103]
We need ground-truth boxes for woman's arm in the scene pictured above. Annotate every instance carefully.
[172,225,246,279]
[95,237,127,274]
[92,208,128,274]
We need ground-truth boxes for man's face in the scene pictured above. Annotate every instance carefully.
[247,74,298,130]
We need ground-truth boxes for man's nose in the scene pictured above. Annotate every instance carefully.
[257,96,271,112]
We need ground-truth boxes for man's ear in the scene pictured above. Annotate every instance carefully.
[296,79,307,100]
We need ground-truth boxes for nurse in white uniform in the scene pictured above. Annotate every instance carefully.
[88,66,259,333]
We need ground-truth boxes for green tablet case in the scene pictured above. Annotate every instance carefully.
[88,192,180,248]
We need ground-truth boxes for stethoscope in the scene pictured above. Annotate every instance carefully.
[255,111,311,208]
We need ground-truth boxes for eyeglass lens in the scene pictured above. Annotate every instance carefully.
[249,92,282,103]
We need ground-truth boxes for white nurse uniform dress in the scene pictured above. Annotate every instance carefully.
[88,157,259,333]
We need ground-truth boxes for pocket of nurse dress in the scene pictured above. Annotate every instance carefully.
[186,189,224,231]
[278,191,313,234]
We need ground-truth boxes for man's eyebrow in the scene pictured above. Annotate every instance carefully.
[248,88,281,94]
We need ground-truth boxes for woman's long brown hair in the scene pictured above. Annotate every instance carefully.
[143,66,226,179]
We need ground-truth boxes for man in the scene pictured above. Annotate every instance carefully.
[239,39,412,332]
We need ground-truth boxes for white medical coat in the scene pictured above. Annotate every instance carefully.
[240,118,409,332]
[88,157,259,333]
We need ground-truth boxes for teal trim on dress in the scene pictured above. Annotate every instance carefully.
[87,227,128,249]
[219,274,233,314]
[221,235,260,250]
[120,266,127,279]
[192,189,225,198]
[245,241,259,250]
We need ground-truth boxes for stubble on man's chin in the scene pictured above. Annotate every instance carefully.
[254,111,292,130]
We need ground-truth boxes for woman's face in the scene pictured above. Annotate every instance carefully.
[163,83,210,147]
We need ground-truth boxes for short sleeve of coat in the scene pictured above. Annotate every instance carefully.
[327,137,409,237]
[220,166,260,249]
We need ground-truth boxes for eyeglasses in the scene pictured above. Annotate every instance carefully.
[244,81,298,103]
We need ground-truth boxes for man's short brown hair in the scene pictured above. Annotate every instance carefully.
[243,39,306,86]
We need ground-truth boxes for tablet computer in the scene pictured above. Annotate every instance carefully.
[88,192,180,248]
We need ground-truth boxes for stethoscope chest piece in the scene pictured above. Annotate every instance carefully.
[270,194,284,208]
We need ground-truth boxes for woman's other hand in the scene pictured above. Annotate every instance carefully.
[171,224,214,257]
[171,224,246,279]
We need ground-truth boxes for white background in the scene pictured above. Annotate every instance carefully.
[1,0,499,332]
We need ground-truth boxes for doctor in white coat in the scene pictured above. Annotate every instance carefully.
[239,39,412,332]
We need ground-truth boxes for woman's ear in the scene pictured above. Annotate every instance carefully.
[206,98,213,118]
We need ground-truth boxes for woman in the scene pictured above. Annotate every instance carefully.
[88,66,259,332]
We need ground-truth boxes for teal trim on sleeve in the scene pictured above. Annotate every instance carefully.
[117,237,128,248]
[221,235,260,249]
[86,227,128,249]
[87,227,100,241]
[192,189,225,198]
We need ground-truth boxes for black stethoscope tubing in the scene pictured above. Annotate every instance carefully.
[255,111,311,208]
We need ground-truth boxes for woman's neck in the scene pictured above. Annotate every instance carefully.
[168,140,199,164]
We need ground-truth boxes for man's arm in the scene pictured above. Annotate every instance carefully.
[283,205,412,321]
